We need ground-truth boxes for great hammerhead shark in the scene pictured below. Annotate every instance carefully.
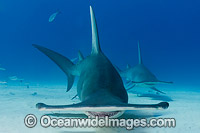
[34,6,169,118]
[118,41,173,94]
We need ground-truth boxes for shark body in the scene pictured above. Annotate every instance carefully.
[34,6,169,118]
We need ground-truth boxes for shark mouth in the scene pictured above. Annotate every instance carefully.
[86,111,124,118]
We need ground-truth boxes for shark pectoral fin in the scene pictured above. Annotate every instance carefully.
[36,101,169,112]
[71,57,78,62]
[150,87,166,94]
[33,44,76,92]
[157,81,173,84]
[126,84,136,91]
[126,80,133,87]
[126,80,131,84]
[134,81,173,85]
[71,94,78,100]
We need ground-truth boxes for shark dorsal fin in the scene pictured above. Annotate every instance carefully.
[127,64,131,69]
[138,40,143,64]
[90,6,101,54]
[78,50,84,61]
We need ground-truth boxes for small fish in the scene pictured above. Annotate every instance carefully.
[0,64,6,70]
[49,10,61,22]
[0,81,7,84]
[9,76,18,81]
[9,76,24,81]
[0,67,6,70]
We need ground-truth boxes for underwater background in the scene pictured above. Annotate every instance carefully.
[0,0,200,87]
[0,0,200,133]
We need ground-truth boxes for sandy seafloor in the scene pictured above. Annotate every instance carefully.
[0,83,200,133]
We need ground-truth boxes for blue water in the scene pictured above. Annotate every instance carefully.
[0,0,200,87]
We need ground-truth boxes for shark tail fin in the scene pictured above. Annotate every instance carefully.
[138,40,143,64]
[33,44,75,92]
[78,50,84,62]
[90,6,101,54]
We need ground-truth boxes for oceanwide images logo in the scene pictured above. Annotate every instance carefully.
[24,114,176,129]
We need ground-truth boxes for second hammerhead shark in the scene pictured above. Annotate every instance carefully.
[117,41,173,94]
